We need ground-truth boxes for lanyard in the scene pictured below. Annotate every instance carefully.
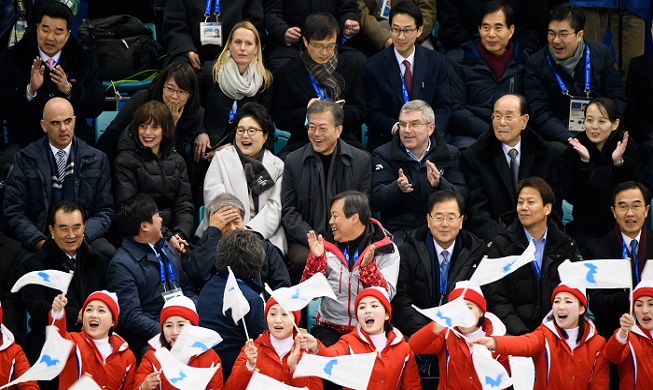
[204,0,220,17]
[157,248,177,285]
[229,100,237,121]
[622,241,640,284]
[400,70,409,104]
[545,45,591,98]
[439,262,448,295]
[343,247,359,269]
[308,74,329,100]
[533,261,541,280]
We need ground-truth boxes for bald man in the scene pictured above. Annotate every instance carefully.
[4,98,115,255]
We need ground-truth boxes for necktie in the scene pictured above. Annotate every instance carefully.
[402,60,412,98]
[56,150,66,180]
[440,250,450,294]
[46,58,56,71]
[631,239,640,283]
[508,148,519,185]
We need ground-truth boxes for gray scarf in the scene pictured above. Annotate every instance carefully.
[218,53,264,100]
[554,39,586,78]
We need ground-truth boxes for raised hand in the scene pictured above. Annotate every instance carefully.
[244,339,257,367]
[139,371,161,390]
[425,160,441,188]
[618,313,635,339]
[568,137,590,163]
[307,230,325,257]
[29,57,45,95]
[52,294,68,313]
[359,244,376,267]
[397,168,413,193]
[612,131,629,165]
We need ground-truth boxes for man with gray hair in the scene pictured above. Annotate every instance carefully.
[187,193,290,289]
[282,99,372,284]
[371,99,467,243]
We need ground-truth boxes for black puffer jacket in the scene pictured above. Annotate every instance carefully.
[113,131,195,239]
[484,211,582,335]
[392,225,488,336]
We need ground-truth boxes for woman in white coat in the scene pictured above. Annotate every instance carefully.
[197,102,286,254]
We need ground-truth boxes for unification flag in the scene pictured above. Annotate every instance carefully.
[246,371,308,390]
[0,326,73,389]
[155,348,220,390]
[68,375,102,390]
[472,344,512,390]
[470,242,536,286]
[170,324,223,361]
[222,267,250,325]
[265,273,336,312]
[11,270,74,294]
[413,296,477,329]
[558,259,632,289]
[293,352,376,389]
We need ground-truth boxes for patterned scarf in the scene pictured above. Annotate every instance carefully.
[235,146,274,196]
[300,48,345,100]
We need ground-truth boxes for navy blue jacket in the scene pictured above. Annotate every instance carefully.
[197,273,267,378]
[4,136,115,248]
[106,237,198,353]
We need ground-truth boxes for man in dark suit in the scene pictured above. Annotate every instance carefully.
[362,1,451,151]
[272,12,365,157]
[462,94,560,240]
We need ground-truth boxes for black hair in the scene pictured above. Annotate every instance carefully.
[389,1,423,29]
[427,190,466,216]
[331,191,372,223]
[307,99,344,127]
[37,1,73,30]
[117,194,159,238]
[49,200,86,226]
[214,230,266,279]
[549,3,586,32]
[302,12,339,41]
[230,102,275,151]
[516,177,555,207]
[585,97,620,124]
[611,181,651,206]
[148,62,201,119]
[478,1,515,28]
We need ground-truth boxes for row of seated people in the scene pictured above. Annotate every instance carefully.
[1,176,651,389]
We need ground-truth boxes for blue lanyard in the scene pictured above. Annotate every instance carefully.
[204,0,220,16]
[157,248,177,285]
[343,247,359,269]
[622,241,640,284]
[439,264,448,295]
[400,70,409,104]
[545,45,591,98]
[308,74,329,100]
[229,100,237,121]
[533,261,541,280]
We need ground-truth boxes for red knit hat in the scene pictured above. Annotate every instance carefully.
[265,297,301,324]
[83,290,120,326]
[355,287,392,320]
[551,283,587,308]
[448,281,486,313]
[160,296,199,326]
[633,280,653,307]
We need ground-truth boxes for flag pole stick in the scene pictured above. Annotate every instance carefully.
[229,266,250,340]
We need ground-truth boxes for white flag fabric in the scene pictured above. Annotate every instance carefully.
[11,270,74,294]
[155,348,220,390]
[246,371,308,390]
[508,357,535,390]
[558,259,632,289]
[641,261,653,281]
[170,324,223,361]
[68,375,102,390]
[293,352,376,389]
[472,344,512,390]
[222,268,250,325]
[470,242,536,286]
[265,273,337,312]
[413,296,478,328]
[0,326,74,389]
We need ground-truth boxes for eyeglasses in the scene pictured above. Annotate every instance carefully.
[163,85,190,97]
[429,214,462,224]
[235,127,263,136]
[491,114,520,122]
[547,30,576,40]
[390,27,419,37]
[397,121,432,131]
[307,125,336,133]
[309,42,337,52]
[614,204,645,213]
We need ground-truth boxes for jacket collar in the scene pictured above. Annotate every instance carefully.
[0,324,15,351]
[388,129,451,162]
[541,311,597,345]
[460,38,528,65]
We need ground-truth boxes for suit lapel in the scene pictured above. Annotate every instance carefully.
[520,149,534,179]
[296,62,319,98]
[411,46,426,97]
[492,150,515,203]
[383,48,406,103]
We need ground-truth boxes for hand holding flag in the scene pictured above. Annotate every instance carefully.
[11,270,74,294]
[470,242,536,286]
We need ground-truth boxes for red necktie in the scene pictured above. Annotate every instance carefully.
[402,59,412,98]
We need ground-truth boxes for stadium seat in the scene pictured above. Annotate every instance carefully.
[94,111,119,142]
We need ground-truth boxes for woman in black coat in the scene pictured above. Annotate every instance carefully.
[113,101,195,252]
[560,97,640,249]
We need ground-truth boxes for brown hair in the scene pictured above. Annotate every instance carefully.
[130,101,175,140]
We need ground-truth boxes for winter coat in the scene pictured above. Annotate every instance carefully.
[624,51,653,142]
[281,139,371,245]
[484,211,582,335]
[525,40,626,143]
[371,130,468,235]
[226,330,323,390]
[0,325,38,389]
[113,133,195,239]
[448,39,528,139]
[316,325,422,390]
[301,219,399,332]
[560,129,640,241]
[106,237,198,353]
[49,310,137,390]
[4,136,114,248]
[493,316,609,390]
[198,145,286,253]
[393,226,488,336]
[409,314,510,390]
[462,127,560,240]
[604,325,653,389]
[570,0,651,21]
[135,335,224,389]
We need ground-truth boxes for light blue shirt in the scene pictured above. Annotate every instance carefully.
[524,228,547,274]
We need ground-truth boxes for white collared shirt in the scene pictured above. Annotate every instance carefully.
[501,139,522,167]
[49,142,72,160]
[621,231,642,255]
[433,240,455,267]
